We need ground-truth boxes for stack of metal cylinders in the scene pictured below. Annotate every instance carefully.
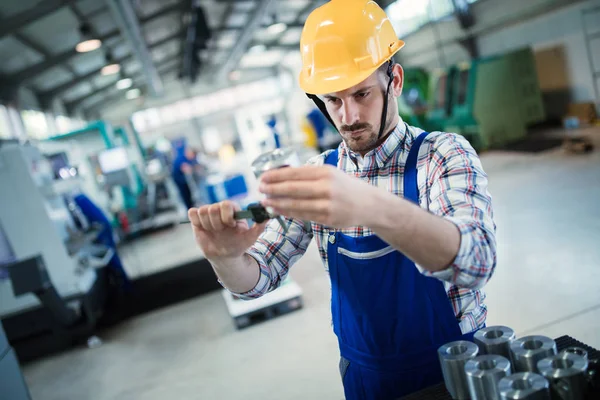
[474,326,516,360]
[438,340,479,399]
[510,336,557,373]
[537,352,588,400]
[465,354,512,400]
[498,372,551,400]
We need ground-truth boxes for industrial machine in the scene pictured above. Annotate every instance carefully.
[0,139,114,361]
[0,321,31,400]
[398,68,431,129]
[42,120,180,240]
[426,47,546,151]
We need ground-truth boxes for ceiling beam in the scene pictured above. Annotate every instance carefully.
[39,29,184,101]
[6,0,187,86]
[0,0,79,39]
[82,64,180,114]
[213,21,304,34]
[67,57,179,110]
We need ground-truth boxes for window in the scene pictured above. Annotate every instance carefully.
[0,105,11,139]
[386,0,480,37]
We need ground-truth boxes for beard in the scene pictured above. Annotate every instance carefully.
[339,99,398,155]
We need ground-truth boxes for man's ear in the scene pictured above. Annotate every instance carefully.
[392,64,404,98]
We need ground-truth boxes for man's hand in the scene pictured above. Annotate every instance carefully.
[188,201,267,260]
[258,165,376,228]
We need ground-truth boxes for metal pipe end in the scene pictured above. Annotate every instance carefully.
[510,335,557,357]
[474,326,515,347]
[537,352,588,379]
[498,372,549,399]
[438,340,480,360]
[560,346,588,361]
[465,354,512,378]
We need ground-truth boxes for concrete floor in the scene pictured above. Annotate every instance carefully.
[21,134,600,400]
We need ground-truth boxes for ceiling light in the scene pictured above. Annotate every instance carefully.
[249,44,266,53]
[76,39,102,53]
[116,78,133,90]
[76,23,102,53]
[229,71,241,81]
[267,22,287,35]
[101,64,120,75]
[126,88,141,99]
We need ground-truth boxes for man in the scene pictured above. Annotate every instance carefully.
[188,0,496,398]
[172,143,200,209]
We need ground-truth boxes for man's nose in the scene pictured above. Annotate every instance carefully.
[340,99,360,126]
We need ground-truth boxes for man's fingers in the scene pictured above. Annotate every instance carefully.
[198,206,212,230]
[220,201,238,228]
[188,208,201,227]
[260,181,331,199]
[260,165,332,184]
[208,204,225,231]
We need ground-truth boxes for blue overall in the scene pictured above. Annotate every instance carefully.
[324,132,477,399]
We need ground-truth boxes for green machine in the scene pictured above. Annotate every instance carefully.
[398,68,431,128]
[427,47,546,151]
[426,66,459,133]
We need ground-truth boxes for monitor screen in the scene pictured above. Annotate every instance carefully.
[98,147,129,174]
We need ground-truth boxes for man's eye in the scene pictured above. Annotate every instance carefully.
[356,92,369,99]
[327,98,339,104]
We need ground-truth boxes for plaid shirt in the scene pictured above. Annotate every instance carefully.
[240,121,497,334]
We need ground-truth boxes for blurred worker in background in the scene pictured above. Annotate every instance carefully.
[171,141,200,210]
[188,1,496,398]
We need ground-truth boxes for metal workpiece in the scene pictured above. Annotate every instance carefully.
[465,354,512,400]
[560,346,588,361]
[537,352,588,400]
[474,326,516,359]
[438,340,479,399]
[251,148,301,178]
[498,372,550,400]
[510,335,557,373]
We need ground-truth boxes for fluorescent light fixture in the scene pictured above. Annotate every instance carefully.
[229,71,241,81]
[267,22,287,35]
[126,88,141,99]
[101,64,120,75]
[249,44,267,53]
[116,78,133,90]
[76,39,102,53]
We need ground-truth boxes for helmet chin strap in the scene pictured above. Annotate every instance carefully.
[378,60,395,140]
[306,60,395,140]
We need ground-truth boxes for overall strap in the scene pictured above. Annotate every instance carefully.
[324,148,339,167]
[403,131,430,205]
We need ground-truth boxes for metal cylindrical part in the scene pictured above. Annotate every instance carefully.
[473,326,516,360]
[560,346,588,361]
[510,335,557,373]
[438,340,479,399]
[465,354,512,400]
[537,352,588,400]
[251,148,300,178]
[498,372,550,400]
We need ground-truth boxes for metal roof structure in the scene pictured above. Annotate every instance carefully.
[0,0,326,118]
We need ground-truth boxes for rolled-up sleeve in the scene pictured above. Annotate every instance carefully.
[423,133,497,289]
[233,216,313,299]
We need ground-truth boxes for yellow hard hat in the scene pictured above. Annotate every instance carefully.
[299,0,405,95]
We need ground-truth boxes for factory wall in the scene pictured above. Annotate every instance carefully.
[399,0,600,107]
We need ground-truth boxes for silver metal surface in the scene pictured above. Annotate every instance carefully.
[510,335,557,373]
[474,326,516,360]
[538,352,588,400]
[438,340,479,399]
[251,148,301,178]
[498,372,550,400]
[465,354,512,400]
[560,347,588,361]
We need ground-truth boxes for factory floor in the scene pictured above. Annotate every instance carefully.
[21,130,600,400]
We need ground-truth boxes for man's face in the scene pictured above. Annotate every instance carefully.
[322,64,403,155]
